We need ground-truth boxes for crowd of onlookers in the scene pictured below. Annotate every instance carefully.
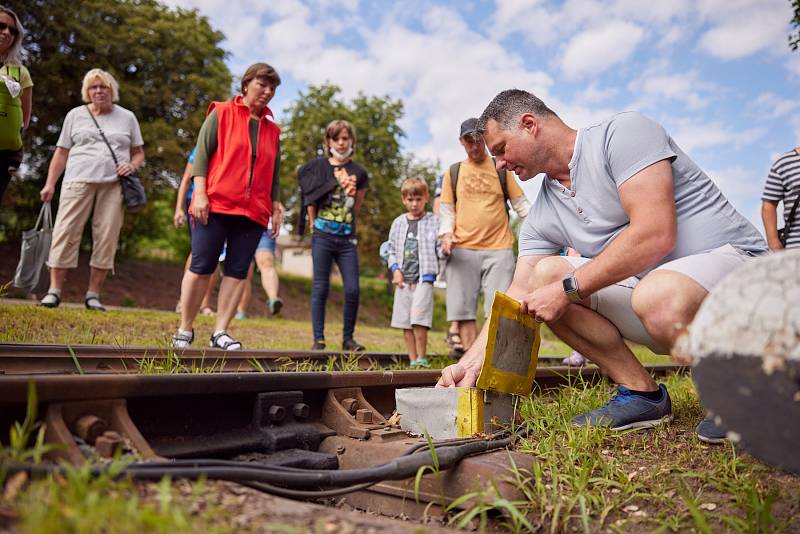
[3,2,799,368]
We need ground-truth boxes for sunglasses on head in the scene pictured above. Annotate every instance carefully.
[0,22,18,36]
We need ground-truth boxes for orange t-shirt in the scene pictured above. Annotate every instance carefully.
[440,156,524,250]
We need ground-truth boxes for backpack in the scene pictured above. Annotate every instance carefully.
[448,157,511,217]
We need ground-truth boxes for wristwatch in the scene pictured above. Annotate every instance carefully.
[562,271,582,303]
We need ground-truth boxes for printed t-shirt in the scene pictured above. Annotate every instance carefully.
[439,155,523,250]
[402,218,420,282]
[57,104,144,183]
[518,111,767,275]
[314,159,369,236]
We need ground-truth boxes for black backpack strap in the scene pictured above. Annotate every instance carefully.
[784,191,800,236]
[449,161,461,206]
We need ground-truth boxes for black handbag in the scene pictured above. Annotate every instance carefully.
[778,192,800,247]
[85,105,147,212]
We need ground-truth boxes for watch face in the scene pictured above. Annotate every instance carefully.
[563,275,577,293]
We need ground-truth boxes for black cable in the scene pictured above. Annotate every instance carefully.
[238,480,377,499]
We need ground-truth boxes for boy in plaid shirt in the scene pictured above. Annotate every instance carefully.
[386,178,441,367]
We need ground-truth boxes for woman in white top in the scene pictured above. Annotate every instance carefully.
[39,68,145,310]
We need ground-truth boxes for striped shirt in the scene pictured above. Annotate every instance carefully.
[762,149,800,248]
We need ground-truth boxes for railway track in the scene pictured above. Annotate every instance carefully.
[0,342,569,374]
[0,345,686,524]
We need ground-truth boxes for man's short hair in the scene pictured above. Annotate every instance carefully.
[477,89,557,133]
[401,177,429,198]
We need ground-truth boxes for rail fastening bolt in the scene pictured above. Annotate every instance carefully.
[355,409,373,424]
[292,403,310,419]
[341,397,358,415]
[336,445,346,454]
[74,415,108,445]
[268,405,286,423]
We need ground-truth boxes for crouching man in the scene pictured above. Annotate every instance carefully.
[437,89,768,443]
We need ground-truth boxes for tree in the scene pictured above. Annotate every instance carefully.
[281,84,437,273]
[5,0,231,257]
[791,0,800,51]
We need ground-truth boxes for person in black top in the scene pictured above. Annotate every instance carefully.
[298,120,369,351]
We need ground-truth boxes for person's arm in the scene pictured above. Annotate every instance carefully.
[189,112,218,225]
[21,86,32,130]
[307,205,316,232]
[519,160,676,324]
[510,195,530,218]
[437,253,548,387]
[174,162,193,228]
[437,170,455,253]
[761,200,783,251]
[270,201,283,239]
[40,147,69,202]
[118,145,145,177]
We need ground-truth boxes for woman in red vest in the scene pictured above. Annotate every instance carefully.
[172,63,283,350]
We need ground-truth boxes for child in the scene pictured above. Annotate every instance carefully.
[386,177,441,367]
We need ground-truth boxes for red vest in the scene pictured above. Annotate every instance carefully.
[204,96,280,227]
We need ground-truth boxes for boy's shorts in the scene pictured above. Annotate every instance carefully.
[391,281,434,329]
[256,229,276,254]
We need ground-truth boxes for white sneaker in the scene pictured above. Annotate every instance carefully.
[172,329,194,349]
[210,331,242,351]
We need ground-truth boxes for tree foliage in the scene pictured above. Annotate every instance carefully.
[791,0,800,51]
[5,0,231,256]
[280,84,437,272]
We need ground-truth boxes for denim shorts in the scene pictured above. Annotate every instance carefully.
[256,228,276,253]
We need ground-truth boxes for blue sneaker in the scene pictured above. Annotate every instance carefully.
[572,384,672,431]
[695,414,728,444]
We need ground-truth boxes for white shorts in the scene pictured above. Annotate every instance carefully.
[562,244,757,354]
[391,282,434,329]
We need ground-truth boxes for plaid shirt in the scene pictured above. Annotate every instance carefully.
[387,212,441,282]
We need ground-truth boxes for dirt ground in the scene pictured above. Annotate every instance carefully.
[0,242,393,326]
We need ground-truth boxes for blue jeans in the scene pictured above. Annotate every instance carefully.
[311,232,360,342]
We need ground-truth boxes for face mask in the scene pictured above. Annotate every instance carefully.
[330,146,353,162]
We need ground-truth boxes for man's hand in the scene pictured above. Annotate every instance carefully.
[441,233,454,255]
[271,202,284,238]
[392,269,405,288]
[520,280,571,323]
[437,361,480,388]
[767,236,785,252]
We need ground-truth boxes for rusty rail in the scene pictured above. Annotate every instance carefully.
[0,342,568,375]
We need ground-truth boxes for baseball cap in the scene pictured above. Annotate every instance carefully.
[459,118,480,138]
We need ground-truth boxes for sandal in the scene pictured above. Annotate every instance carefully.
[40,292,61,308]
[172,329,194,349]
[210,331,242,351]
[445,331,465,356]
[85,296,106,312]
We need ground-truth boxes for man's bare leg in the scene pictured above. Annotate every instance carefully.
[403,329,417,363]
[413,325,428,360]
[215,276,247,333]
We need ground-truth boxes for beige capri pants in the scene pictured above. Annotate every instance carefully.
[47,181,124,270]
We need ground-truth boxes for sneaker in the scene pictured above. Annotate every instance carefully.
[268,298,283,316]
[234,311,247,320]
[562,351,589,366]
[40,292,61,308]
[85,296,106,311]
[172,329,194,349]
[342,338,366,352]
[572,384,672,431]
[695,414,729,444]
[414,358,430,368]
[311,341,326,351]
[210,331,242,351]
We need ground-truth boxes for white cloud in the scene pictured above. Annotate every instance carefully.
[628,68,716,111]
[697,0,793,60]
[669,119,766,154]
[560,21,644,79]
[752,92,800,120]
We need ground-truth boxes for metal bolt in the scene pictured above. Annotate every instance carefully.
[74,415,108,445]
[292,403,310,419]
[341,397,358,415]
[268,405,286,423]
[355,409,373,424]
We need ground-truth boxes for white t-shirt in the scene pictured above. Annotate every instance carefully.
[57,104,144,183]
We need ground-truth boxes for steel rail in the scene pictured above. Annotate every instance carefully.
[0,342,567,375]
[0,364,686,403]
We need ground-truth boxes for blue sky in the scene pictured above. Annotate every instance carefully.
[168,0,800,233]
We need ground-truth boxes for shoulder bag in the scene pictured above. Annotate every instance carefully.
[778,191,800,247]
[85,105,146,212]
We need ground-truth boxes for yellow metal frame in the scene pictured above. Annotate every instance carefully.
[476,291,541,396]
[455,388,484,437]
